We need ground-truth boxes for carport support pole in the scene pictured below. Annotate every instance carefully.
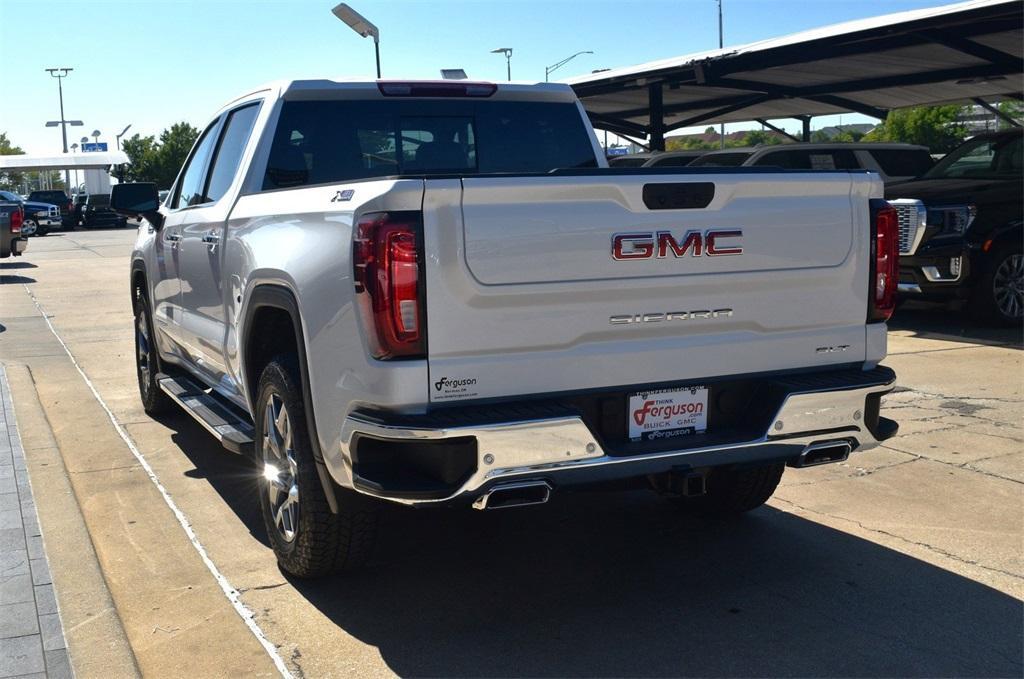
[649,83,666,151]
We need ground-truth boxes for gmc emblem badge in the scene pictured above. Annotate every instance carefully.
[612,229,743,260]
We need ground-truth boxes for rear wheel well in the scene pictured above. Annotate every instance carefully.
[245,305,300,406]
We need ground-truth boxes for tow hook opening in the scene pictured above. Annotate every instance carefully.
[790,440,854,468]
[472,481,551,510]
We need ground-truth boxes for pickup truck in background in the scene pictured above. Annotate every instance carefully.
[27,189,74,229]
[886,129,1023,325]
[113,79,899,578]
[0,190,62,236]
[0,197,27,258]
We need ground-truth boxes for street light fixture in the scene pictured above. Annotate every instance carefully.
[331,3,381,78]
[45,67,79,189]
[91,130,101,144]
[544,51,593,82]
[491,48,513,81]
[115,124,132,151]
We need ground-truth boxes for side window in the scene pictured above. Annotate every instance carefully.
[205,103,261,203]
[755,149,859,170]
[173,121,220,209]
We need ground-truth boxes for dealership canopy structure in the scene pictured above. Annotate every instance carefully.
[0,151,129,172]
[568,0,1022,148]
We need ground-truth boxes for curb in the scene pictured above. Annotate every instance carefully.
[5,363,141,678]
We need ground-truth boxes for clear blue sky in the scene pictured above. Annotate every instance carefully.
[1,0,957,154]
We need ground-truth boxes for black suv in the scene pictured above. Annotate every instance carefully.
[81,194,127,228]
[886,129,1022,325]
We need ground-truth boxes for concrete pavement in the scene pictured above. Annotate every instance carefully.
[0,228,1021,677]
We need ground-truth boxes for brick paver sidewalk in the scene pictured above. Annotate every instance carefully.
[0,365,71,678]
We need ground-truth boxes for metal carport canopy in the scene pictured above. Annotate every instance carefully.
[567,0,1022,148]
[0,152,129,171]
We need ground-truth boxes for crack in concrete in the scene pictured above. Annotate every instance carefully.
[774,497,1024,581]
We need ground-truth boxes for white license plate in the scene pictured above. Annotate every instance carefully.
[628,386,708,442]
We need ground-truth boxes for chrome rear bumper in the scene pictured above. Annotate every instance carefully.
[334,369,897,506]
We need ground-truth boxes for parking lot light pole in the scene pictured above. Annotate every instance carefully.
[717,0,725,149]
[545,51,593,82]
[45,67,81,190]
[116,124,132,183]
[332,4,381,78]
[491,48,513,81]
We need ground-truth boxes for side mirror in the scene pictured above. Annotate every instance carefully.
[111,183,163,228]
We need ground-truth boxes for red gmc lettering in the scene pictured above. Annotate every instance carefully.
[613,229,743,260]
[612,233,655,260]
[657,230,703,257]
[706,229,744,256]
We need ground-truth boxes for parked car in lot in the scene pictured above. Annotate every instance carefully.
[0,196,26,258]
[887,129,1023,325]
[81,193,127,228]
[114,78,898,578]
[27,189,74,228]
[609,150,705,168]
[690,143,935,185]
[0,190,62,236]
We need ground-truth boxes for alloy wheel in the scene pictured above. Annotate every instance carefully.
[993,253,1023,321]
[262,394,300,543]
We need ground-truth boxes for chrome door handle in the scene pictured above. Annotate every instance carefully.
[201,231,220,245]
[164,232,181,242]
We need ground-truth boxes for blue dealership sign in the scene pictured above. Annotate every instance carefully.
[82,142,108,152]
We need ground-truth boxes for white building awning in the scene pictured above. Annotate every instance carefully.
[0,152,129,172]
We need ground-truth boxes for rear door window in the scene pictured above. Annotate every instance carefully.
[868,149,934,178]
[262,99,596,190]
[754,149,860,170]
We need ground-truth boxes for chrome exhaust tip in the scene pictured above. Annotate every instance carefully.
[791,441,853,468]
[472,481,551,510]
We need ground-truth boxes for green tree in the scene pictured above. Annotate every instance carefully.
[0,132,25,190]
[742,130,782,146]
[996,100,1023,130]
[120,122,200,188]
[155,122,200,187]
[863,105,967,153]
[121,133,159,183]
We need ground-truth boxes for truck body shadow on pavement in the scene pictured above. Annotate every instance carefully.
[0,230,1021,678]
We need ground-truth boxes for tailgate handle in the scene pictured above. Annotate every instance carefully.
[643,183,715,210]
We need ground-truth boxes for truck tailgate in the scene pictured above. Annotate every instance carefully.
[423,172,879,403]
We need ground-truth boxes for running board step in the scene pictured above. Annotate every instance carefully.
[157,375,254,455]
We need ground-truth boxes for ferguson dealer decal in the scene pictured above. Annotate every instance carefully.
[629,386,709,441]
[433,376,479,400]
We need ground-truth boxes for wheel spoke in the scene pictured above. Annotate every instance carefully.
[261,390,300,543]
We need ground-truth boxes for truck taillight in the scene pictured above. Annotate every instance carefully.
[353,212,426,359]
[10,207,22,234]
[869,201,899,322]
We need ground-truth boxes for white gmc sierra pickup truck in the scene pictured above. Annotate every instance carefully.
[112,79,899,577]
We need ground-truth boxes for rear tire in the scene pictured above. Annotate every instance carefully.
[255,356,379,578]
[658,463,785,517]
[134,292,173,415]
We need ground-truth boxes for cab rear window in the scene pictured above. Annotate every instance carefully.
[262,99,597,190]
